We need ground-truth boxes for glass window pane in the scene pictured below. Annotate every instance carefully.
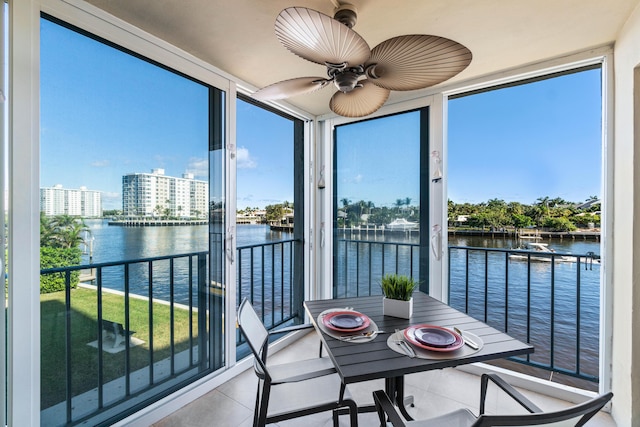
[40,16,224,425]
[447,68,602,390]
[235,99,303,359]
[333,111,422,298]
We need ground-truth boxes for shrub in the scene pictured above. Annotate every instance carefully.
[40,246,81,293]
[542,217,577,232]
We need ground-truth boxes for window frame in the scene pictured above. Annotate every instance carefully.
[440,52,613,397]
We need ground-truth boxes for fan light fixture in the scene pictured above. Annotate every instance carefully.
[253,4,472,117]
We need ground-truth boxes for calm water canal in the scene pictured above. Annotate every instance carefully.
[80,220,602,382]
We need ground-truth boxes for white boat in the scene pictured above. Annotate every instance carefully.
[509,243,576,263]
[386,218,419,231]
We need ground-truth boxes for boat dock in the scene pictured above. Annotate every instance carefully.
[108,219,208,227]
[449,229,600,241]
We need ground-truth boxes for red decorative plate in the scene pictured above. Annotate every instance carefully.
[404,325,464,352]
[322,311,370,332]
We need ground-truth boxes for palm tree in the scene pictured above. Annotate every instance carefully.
[56,221,89,249]
[536,196,551,218]
[41,214,90,249]
[366,201,375,214]
[40,213,56,247]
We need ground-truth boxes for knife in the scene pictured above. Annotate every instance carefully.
[454,327,480,350]
[400,340,416,358]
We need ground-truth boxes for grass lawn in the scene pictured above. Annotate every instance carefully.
[40,287,200,409]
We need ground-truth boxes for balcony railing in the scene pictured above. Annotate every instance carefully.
[449,245,600,384]
[236,238,300,347]
[40,240,300,426]
[334,238,420,298]
[40,251,209,426]
[41,239,599,425]
[335,239,600,385]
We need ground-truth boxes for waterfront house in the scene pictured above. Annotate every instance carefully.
[9,1,640,426]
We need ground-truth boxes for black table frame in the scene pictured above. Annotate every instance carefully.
[304,292,534,420]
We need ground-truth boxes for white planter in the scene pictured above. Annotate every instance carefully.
[383,297,413,319]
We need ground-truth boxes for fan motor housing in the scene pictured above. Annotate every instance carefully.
[334,4,357,28]
[334,70,361,93]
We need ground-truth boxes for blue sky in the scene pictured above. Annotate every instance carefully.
[40,18,602,211]
[236,100,294,209]
[40,19,209,210]
[448,69,602,205]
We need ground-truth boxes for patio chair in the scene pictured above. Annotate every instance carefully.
[237,298,358,427]
[373,373,612,426]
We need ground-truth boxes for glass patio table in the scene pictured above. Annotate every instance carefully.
[304,291,534,420]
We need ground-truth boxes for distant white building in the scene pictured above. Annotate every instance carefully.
[40,184,102,217]
[122,168,208,218]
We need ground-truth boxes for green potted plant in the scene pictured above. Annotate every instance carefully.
[380,274,417,319]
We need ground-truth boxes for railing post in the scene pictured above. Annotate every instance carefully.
[198,254,208,371]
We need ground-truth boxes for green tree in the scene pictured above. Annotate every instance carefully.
[42,214,90,249]
[40,213,56,247]
[265,204,285,222]
[542,216,576,232]
[40,214,89,293]
[512,213,534,229]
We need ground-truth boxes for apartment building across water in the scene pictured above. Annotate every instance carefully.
[122,168,208,219]
[40,184,102,217]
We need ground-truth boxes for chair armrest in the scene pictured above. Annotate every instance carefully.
[480,373,542,415]
[268,323,315,335]
[373,390,408,427]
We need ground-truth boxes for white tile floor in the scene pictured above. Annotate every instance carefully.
[153,332,616,427]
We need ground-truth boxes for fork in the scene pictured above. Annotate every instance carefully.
[393,329,416,358]
[340,330,386,340]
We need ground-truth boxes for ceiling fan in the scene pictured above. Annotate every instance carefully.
[252,4,472,118]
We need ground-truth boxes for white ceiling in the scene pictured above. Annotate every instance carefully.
[85,0,640,117]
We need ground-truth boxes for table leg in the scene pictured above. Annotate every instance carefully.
[384,376,414,421]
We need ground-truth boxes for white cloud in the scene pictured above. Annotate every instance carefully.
[186,157,208,178]
[237,146,257,169]
[91,160,110,167]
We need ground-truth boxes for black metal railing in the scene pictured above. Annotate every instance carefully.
[41,238,301,426]
[43,238,599,425]
[334,238,420,298]
[333,239,600,384]
[449,245,600,383]
[236,238,300,345]
[40,251,208,426]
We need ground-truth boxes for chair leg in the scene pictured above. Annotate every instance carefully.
[253,383,261,427]
[332,408,339,427]
[257,381,271,427]
[347,399,359,427]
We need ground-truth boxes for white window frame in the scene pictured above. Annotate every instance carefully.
[440,48,613,398]
[315,46,613,399]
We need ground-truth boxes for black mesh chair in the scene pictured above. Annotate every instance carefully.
[237,298,358,427]
[373,373,612,427]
